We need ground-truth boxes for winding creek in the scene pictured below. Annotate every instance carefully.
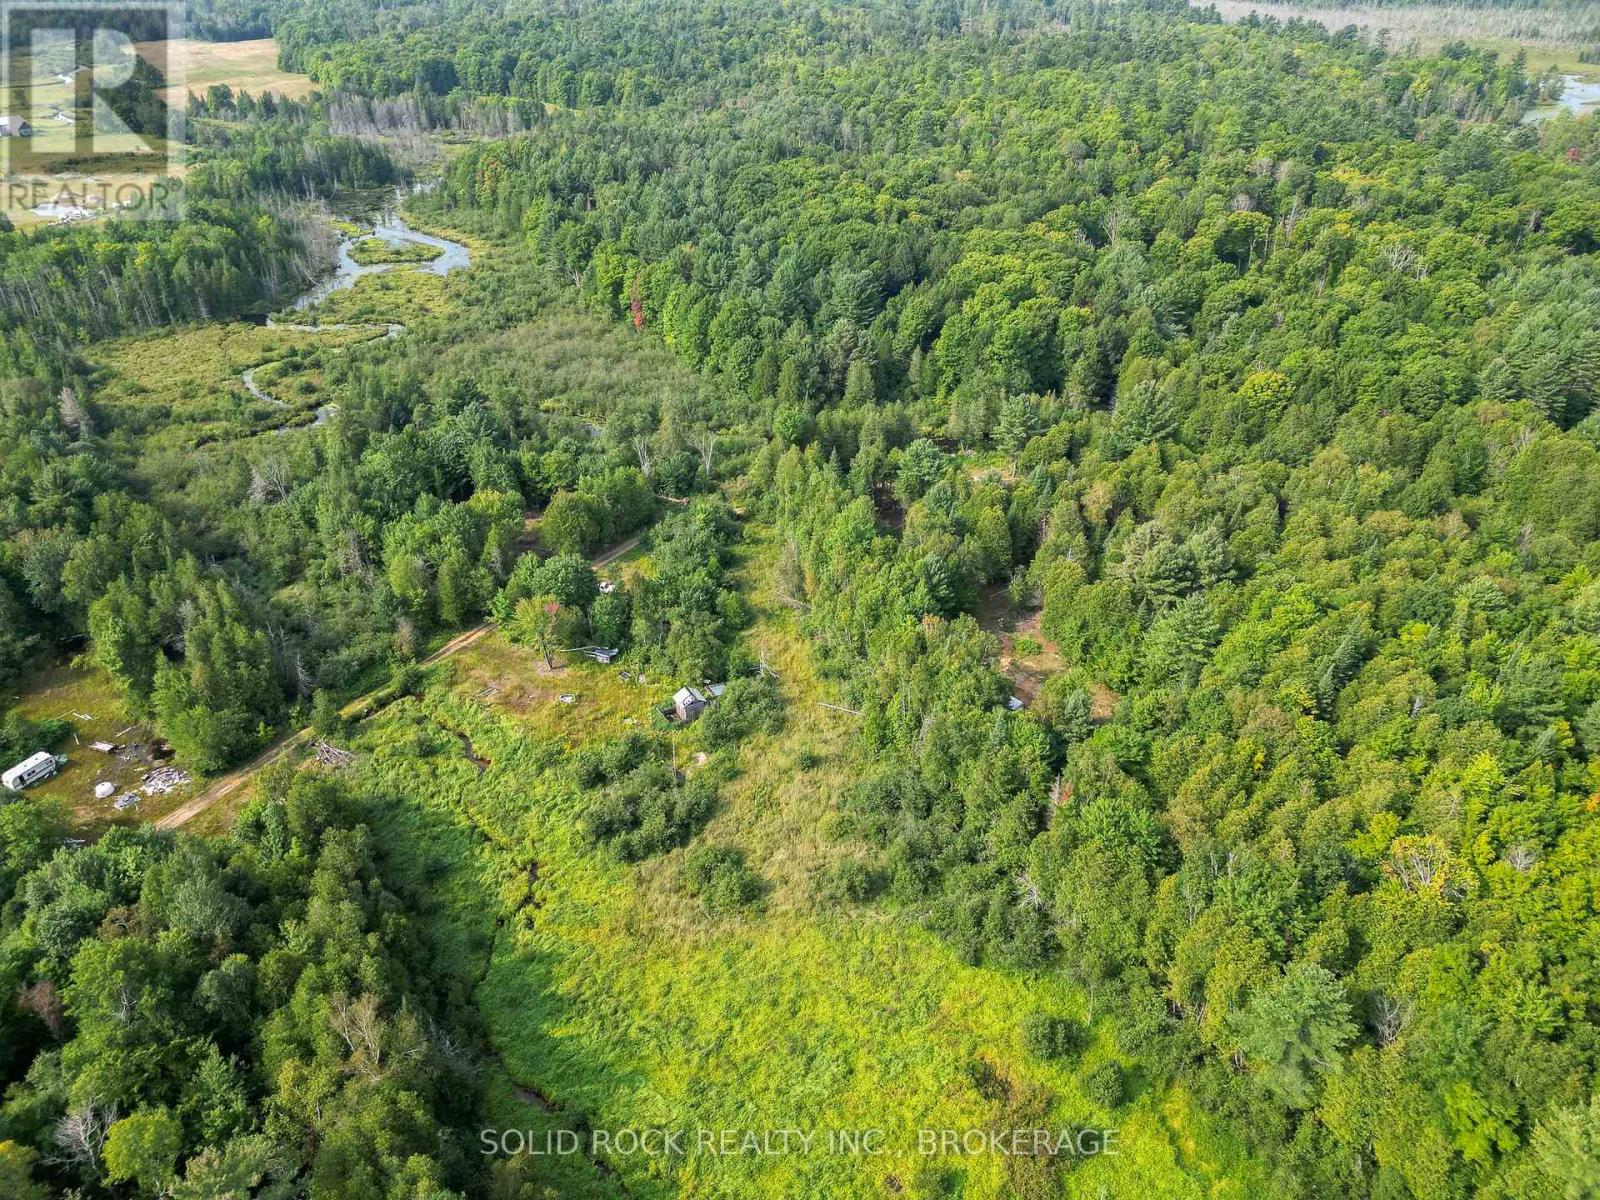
[243,196,471,431]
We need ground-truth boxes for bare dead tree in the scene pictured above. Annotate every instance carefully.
[1374,995,1412,1047]
[248,458,290,506]
[1503,844,1539,873]
[1013,870,1044,909]
[691,427,718,479]
[1382,242,1419,277]
[58,386,92,438]
[633,433,655,477]
[339,529,368,577]
[52,1099,117,1170]
[329,992,388,1081]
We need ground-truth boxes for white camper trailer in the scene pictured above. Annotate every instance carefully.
[4,752,60,792]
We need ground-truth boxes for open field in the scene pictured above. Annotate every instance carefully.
[342,532,1272,1199]
[87,321,379,465]
[1,51,182,227]
[134,37,315,103]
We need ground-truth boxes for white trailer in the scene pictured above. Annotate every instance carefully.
[3,752,61,792]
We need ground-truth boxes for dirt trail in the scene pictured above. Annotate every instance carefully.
[156,534,641,831]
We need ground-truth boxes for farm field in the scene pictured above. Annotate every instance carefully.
[0,50,180,228]
[133,37,315,104]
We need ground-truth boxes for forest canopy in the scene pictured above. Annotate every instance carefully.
[2,0,1600,1197]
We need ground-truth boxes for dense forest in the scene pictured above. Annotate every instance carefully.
[3,0,1600,1195]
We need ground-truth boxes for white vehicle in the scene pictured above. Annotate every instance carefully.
[3,751,61,792]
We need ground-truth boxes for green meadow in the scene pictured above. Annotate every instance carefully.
[338,538,1271,1199]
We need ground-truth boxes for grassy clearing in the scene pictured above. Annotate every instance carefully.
[290,264,453,327]
[92,323,369,416]
[86,322,376,467]
[134,38,316,103]
[350,236,444,265]
[334,526,1271,1199]
[8,662,200,833]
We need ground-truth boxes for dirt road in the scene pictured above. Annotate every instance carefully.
[155,534,641,831]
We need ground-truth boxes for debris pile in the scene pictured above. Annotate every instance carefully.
[140,766,190,796]
[314,741,356,769]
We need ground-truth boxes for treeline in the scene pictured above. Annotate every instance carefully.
[275,0,1030,108]
[0,768,489,1197]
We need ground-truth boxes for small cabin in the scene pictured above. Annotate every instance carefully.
[670,682,727,723]
[4,751,59,792]
[672,686,708,722]
[0,116,33,137]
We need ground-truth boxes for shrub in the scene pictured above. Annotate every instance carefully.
[0,713,69,767]
[1021,1011,1080,1061]
[1080,1060,1124,1110]
[310,690,345,739]
[582,760,716,860]
[696,674,784,747]
[683,845,763,911]
[815,859,885,905]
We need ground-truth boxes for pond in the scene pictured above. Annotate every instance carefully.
[1523,74,1600,123]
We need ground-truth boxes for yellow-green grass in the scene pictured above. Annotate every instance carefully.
[134,38,316,104]
[355,680,1266,1198]
[445,636,668,746]
[332,523,1272,1198]
[350,235,445,266]
[288,264,453,327]
[88,322,374,447]
[8,662,199,833]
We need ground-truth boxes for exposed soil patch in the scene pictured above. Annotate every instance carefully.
[1087,680,1120,722]
[974,585,1064,705]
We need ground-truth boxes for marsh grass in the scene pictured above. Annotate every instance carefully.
[338,527,1272,1199]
